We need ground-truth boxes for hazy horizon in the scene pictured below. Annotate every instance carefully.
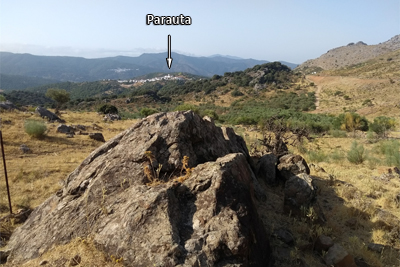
[1,0,399,64]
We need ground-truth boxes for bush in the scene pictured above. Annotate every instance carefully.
[174,104,200,114]
[377,140,400,167]
[369,116,397,138]
[201,109,219,120]
[334,112,369,132]
[306,150,328,163]
[231,89,244,97]
[24,120,47,138]
[140,107,158,117]
[347,141,365,164]
[98,104,118,114]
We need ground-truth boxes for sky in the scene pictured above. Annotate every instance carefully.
[0,0,399,64]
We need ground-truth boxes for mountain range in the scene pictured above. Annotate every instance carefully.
[0,51,298,90]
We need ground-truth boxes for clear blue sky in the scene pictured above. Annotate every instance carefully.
[0,0,399,64]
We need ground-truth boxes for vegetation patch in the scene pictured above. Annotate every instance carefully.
[347,141,366,164]
[24,119,47,138]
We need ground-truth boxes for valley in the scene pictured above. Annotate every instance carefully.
[0,35,400,266]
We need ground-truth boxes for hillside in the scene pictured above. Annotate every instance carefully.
[0,52,298,87]
[296,35,400,73]
[0,74,60,91]
[304,43,400,120]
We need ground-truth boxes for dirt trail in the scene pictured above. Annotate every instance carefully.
[306,75,322,110]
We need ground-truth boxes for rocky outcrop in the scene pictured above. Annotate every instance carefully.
[35,106,65,123]
[0,101,19,111]
[6,111,271,266]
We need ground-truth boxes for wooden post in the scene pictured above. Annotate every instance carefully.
[0,130,12,214]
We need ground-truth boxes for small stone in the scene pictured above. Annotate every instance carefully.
[324,243,352,266]
[354,257,370,267]
[69,254,81,266]
[273,228,295,246]
[367,243,385,253]
[89,133,105,142]
[20,144,30,153]
[39,260,48,265]
[314,235,334,253]
[66,133,74,138]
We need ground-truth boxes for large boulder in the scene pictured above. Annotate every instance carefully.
[255,153,278,185]
[5,111,271,266]
[56,124,75,134]
[0,101,19,111]
[104,113,121,121]
[284,173,316,216]
[35,106,65,123]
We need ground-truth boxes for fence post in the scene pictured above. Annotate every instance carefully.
[0,130,12,214]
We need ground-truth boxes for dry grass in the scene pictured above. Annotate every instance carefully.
[3,236,124,267]
[307,75,400,120]
[1,109,400,266]
[0,110,137,217]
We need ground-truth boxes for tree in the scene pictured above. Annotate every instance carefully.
[98,104,118,114]
[45,88,70,113]
[370,116,397,138]
[336,112,368,135]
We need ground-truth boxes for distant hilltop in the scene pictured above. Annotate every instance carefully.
[296,35,400,73]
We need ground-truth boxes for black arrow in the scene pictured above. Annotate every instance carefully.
[166,34,173,69]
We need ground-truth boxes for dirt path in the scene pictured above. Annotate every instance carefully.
[306,75,322,110]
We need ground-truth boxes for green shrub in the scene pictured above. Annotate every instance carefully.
[140,107,158,117]
[370,116,397,138]
[24,120,47,138]
[362,99,373,106]
[306,150,328,163]
[97,104,118,114]
[333,112,369,132]
[347,141,365,164]
[377,140,400,167]
[174,104,200,114]
[201,109,219,120]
